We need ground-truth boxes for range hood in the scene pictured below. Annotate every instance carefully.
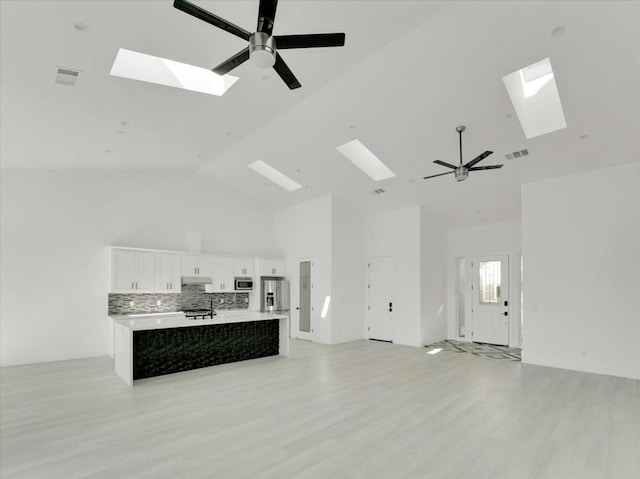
[181,276,213,285]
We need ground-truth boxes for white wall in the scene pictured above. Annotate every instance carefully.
[364,206,422,347]
[0,170,277,366]
[420,207,448,345]
[446,221,522,347]
[522,163,640,380]
[331,197,365,344]
[273,195,333,344]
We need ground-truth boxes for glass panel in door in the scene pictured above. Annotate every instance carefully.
[299,261,311,332]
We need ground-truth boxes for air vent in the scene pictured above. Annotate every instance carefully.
[54,67,81,86]
[370,188,385,195]
[505,149,530,160]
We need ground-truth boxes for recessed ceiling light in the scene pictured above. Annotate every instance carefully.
[120,121,130,126]
[505,113,513,119]
[551,26,565,37]
[225,132,233,137]
[248,160,303,192]
[73,22,89,32]
[336,139,395,182]
[110,48,238,96]
[502,57,566,139]
[579,134,590,140]
[349,125,357,130]
[104,149,112,154]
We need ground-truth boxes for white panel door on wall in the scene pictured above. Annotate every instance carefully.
[472,255,509,345]
[367,257,394,342]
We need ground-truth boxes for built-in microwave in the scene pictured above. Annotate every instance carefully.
[234,277,254,291]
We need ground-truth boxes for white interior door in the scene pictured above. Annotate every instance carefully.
[296,258,313,341]
[368,257,394,342]
[472,255,509,345]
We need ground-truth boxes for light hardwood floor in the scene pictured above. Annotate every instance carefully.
[1,339,639,478]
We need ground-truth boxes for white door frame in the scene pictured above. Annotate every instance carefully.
[295,257,314,341]
[471,254,510,346]
[367,256,394,342]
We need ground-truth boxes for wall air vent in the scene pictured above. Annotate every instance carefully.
[505,149,530,160]
[54,67,81,86]
[370,188,385,195]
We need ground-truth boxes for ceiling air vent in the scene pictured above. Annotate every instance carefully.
[370,188,385,195]
[54,67,81,86]
[505,149,530,160]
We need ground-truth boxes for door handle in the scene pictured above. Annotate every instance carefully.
[389,302,393,312]
[296,307,300,310]
[504,300,508,307]
[503,312,508,316]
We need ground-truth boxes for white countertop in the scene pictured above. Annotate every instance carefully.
[112,311,288,331]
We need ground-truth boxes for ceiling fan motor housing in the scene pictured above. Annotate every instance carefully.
[250,32,277,68]
[455,167,469,182]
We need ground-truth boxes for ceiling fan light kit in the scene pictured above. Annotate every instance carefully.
[423,126,504,183]
[173,0,346,90]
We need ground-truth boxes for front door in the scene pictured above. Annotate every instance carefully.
[472,255,509,345]
[368,257,394,342]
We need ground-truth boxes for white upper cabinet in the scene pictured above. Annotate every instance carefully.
[208,257,234,292]
[111,249,156,293]
[181,255,212,278]
[233,258,255,277]
[156,253,182,294]
[258,258,286,277]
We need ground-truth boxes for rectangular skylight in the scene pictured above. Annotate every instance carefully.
[336,139,395,181]
[502,58,566,139]
[248,160,303,192]
[110,48,238,96]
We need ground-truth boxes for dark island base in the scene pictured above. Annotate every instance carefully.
[133,319,280,380]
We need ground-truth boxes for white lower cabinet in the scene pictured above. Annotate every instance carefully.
[111,249,156,293]
[208,257,234,292]
[156,253,182,293]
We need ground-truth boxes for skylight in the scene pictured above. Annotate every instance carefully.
[248,160,303,192]
[336,139,395,181]
[110,48,238,96]
[502,58,566,139]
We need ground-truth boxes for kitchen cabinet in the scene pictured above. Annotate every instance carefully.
[208,257,234,292]
[181,255,212,278]
[258,258,286,277]
[111,249,156,293]
[234,258,255,277]
[156,253,182,293]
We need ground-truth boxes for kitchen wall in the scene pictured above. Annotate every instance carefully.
[0,170,277,366]
[446,221,522,347]
[331,197,365,344]
[108,286,249,315]
[274,195,333,344]
[521,163,640,380]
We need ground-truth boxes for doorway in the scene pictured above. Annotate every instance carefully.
[297,259,313,341]
[367,256,394,342]
[472,255,509,346]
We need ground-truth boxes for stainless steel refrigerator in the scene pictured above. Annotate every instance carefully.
[260,279,290,313]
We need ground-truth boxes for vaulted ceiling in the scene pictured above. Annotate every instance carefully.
[2,1,638,227]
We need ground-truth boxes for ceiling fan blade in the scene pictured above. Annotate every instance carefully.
[423,171,454,180]
[275,33,346,49]
[257,0,278,35]
[273,53,301,90]
[212,47,250,75]
[469,165,504,171]
[464,150,493,168]
[433,159,457,170]
[173,0,251,41]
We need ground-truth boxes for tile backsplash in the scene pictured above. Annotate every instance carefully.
[109,284,250,315]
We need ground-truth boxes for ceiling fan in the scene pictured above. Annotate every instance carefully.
[173,0,346,90]
[423,126,503,182]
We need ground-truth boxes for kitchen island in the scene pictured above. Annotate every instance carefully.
[113,311,289,386]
